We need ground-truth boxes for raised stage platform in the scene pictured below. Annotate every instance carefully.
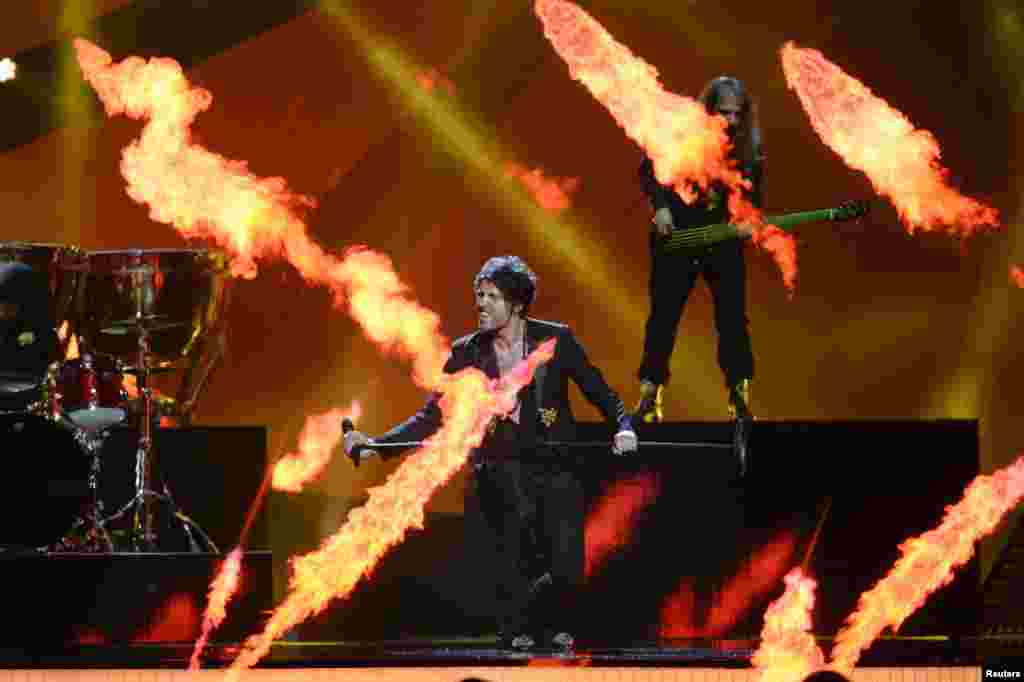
[2,419,1013,681]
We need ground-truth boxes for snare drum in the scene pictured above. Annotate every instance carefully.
[54,353,127,430]
[0,413,90,548]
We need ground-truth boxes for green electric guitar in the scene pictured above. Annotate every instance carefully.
[660,199,871,252]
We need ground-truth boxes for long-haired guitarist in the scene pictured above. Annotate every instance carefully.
[635,75,761,423]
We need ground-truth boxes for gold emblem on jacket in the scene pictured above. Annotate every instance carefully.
[539,407,557,428]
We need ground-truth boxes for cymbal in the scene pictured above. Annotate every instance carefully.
[101,315,188,335]
[0,372,43,393]
[121,364,177,375]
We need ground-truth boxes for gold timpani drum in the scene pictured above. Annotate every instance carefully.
[74,248,231,370]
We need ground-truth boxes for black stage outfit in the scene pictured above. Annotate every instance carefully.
[373,318,632,643]
[636,155,761,389]
[0,263,59,412]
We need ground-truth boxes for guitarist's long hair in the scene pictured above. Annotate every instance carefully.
[699,76,763,181]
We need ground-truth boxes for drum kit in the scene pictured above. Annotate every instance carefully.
[0,242,232,553]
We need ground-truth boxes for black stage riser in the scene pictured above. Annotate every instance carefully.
[1,424,269,552]
[0,552,272,647]
[288,420,979,643]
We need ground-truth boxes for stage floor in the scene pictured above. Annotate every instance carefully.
[0,636,998,668]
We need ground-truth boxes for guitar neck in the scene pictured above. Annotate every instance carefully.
[665,207,838,250]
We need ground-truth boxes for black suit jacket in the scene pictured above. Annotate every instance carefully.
[374,318,632,460]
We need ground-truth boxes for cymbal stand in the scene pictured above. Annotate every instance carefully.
[130,324,156,551]
[120,323,217,553]
[65,427,116,552]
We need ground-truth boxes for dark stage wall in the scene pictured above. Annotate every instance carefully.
[291,420,980,643]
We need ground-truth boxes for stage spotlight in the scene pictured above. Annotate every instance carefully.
[0,58,16,83]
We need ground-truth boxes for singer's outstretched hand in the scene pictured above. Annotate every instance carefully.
[343,430,379,460]
[612,429,638,455]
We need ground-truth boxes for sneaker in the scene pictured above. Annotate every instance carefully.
[551,631,575,650]
[634,381,663,423]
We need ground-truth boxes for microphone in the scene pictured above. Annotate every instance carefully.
[341,417,360,468]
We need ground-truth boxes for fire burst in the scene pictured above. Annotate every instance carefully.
[781,42,1000,236]
[751,568,825,682]
[189,547,243,670]
[74,37,557,672]
[505,162,580,213]
[535,0,797,289]
[1011,265,1023,288]
[229,340,554,673]
[273,402,363,493]
[830,454,1024,671]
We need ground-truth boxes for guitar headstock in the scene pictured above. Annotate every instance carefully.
[832,199,871,222]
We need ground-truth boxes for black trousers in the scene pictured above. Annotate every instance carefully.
[637,236,754,387]
[464,458,584,638]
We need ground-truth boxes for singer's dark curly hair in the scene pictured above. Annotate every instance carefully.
[473,255,537,316]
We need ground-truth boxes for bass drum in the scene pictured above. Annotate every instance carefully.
[0,414,90,549]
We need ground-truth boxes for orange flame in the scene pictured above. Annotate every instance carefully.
[123,372,138,399]
[534,0,797,289]
[751,568,826,682]
[417,68,455,96]
[73,38,556,673]
[830,454,1024,672]
[660,530,797,638]
[134,591,201,643]
[584,472,660,577]
[272,401,363,493]
[74,39,450,389]
[1011,265,1024,288]
[188,546,244,670]
[504,162,580,212]
[228,340,555,674]
[780,42,1000,236]
[74,39,315,280]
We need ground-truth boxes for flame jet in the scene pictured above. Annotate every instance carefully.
[188,547,243,670]
[831,454,1024,671]
[751,568,825,682]
[273,402,363,493]
[752,455,1024,681]
[534,0,797,289]
[74,38,556,672]
[229,340,555,674]
[781,42,999,236]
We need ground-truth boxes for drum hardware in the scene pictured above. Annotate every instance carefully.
[54,428,117,553]
[0,246,231,553]
[130,321,158,551]
[54,353,128,431]
[106,317,216,552]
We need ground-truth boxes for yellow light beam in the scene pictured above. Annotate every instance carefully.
[318,0,715,406]
[58,0,98,245]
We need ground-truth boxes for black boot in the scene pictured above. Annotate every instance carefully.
[634,380,664,423]
[728,379,753,475]
[727,378,752,419]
